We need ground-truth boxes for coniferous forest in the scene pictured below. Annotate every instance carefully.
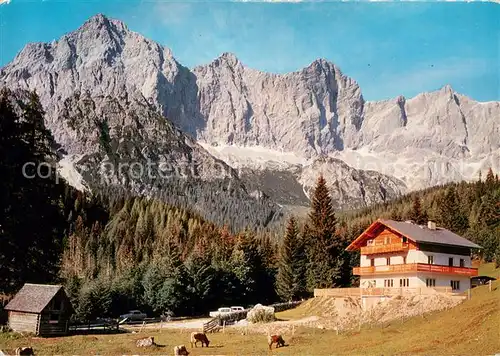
[1,89,499,322]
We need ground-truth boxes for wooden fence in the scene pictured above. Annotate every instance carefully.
[202,317,221,333]
[69,319,120,333]
[314,286,454,297]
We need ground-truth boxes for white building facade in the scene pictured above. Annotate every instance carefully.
[347,219,480,294]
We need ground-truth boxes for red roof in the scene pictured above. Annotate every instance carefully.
[346,219,481,251]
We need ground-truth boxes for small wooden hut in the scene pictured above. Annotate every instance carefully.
[4,284,73,336]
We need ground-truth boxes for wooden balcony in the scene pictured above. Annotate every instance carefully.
[353,263,478,276]
[313,286,455,297]
[360,242,409,255]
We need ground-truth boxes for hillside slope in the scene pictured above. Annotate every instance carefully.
[278,280,500,355]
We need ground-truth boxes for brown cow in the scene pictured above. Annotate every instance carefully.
[190,332,210,347]
[173,345,189,356]
[267,334,285,350]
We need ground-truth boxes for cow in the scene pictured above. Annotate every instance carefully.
[267,334,285,350]
[15,347,34,356]
[173,345,189,356]
[136,336,155,348]
[190,332,210,347]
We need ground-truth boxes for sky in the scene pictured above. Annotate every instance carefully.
[0,1,498,102]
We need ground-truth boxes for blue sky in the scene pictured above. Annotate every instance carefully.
[0,1,498,102]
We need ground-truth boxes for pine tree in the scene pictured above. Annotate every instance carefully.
[389,208,402,221]
[478,193,499,228]
[185,252,216,315]
[0,89,67,293]
[438,186,468,233]
[276,216,299,301]
[293,227,308,298]
[308,175,337,236]
[485,168,495,189]
[408,196,428,225]
[305,175,347,289]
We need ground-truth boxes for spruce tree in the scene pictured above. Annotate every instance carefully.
[409,196,428,225]
[485,168,495,189]
[305,175,347,289]
[438,186,468,233]
[293,227,308,298]
[0,89,67,293]
[276,216,299,301]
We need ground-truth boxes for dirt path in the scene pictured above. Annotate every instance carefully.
[124,318,211,331]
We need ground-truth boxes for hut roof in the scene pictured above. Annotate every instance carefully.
[5,283,63,313]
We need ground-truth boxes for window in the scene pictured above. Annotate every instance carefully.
[428,255,434,264]
[384,236,390,245]
[459,259,465,267]
[49,313,59,324]
[402,237,407,243]
[370,258,375,267]
[386,257,391,265]
[400,278,410,287]
[426,278,436,287]
[451,280,460,291]
[367,239,374,246]
[448,257,454,267]
[384,279,394,287]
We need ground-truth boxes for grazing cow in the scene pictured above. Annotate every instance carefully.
[15,347,34,355]
[173,345,189,356]
[267,334,285,350]
[190,332,210,347]
[136,336,155,348]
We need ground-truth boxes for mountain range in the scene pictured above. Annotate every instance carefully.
[1,14,498,225]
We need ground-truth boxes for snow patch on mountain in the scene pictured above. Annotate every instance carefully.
[198,143,310,170]
[58,154,88,192]
[1,14,498,212]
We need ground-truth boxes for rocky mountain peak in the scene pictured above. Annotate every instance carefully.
[441,84,455,93]
[306,58,337,71]
[204,52,243,73]
[80,13,129,35]
[0,14,498,217]
[217,52,240,65]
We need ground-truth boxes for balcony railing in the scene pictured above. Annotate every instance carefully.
[360,242,409,255]
[314,286,454,297]
[353,263,478,276]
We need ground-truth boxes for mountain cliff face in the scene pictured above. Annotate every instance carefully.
[1,14,498,217]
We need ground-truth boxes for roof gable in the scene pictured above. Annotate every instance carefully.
[5,284,63,313]
[346,219,481,251]
[379,219,481,249]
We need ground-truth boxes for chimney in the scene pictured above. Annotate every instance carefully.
[428,221,436,230]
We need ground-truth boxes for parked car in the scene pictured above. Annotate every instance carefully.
[230,306,245,312]
[119,310,147,321]
[471,276,496,288]
[209,307,232,318]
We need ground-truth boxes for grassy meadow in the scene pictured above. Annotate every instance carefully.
[1,280,499,355]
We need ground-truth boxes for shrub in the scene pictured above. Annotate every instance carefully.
[247,304,275,323]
